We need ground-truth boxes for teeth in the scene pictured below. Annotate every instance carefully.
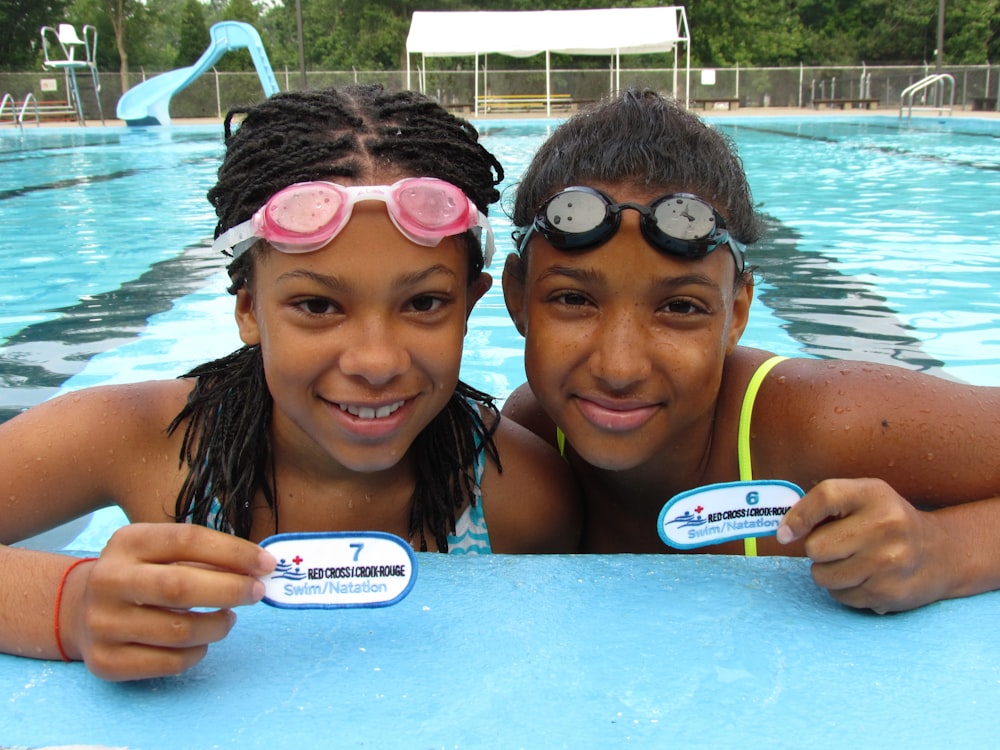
[339,401,404,419]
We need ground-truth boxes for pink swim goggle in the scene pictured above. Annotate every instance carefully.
[212,177,495,266]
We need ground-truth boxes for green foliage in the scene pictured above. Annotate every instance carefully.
[0,0,70,70]
[3,0,998,73]
[175,0,210,67]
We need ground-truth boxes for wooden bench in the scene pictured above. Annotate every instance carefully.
[476,93,573,113]
[812,98,880,110]
[691,98,741,110]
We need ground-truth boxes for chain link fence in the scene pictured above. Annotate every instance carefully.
[2,64,998,123]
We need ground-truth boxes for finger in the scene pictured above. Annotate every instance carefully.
[93,559,266,610]
[821,579,894,615]
[88,604,238,650]
[776,480,857,544]
[809,557,870,593]
[86,641,212,682]
[107,523,276,575]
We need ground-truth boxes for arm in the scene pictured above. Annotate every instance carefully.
[0,526,275,680]
[479,411,582,554]
[754,359,1000,611]
[0,381,275,679]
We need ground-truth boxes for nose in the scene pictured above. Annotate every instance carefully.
[338,315,411,386]
[588,304,652,391]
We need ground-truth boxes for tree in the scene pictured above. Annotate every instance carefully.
[686,0,808,66]
[175,0,210,67]
[16,0,998,80]
[0,0,70,71]
[100,0,140,92]
[943,0,1000,63]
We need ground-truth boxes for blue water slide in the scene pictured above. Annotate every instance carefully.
[116,21,279,126]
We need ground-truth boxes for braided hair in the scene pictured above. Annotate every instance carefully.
[168,84,505,551]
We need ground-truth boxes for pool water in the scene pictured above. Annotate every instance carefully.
[1,115,999,417]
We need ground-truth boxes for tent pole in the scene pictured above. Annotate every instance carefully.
[673,45,678,100]
[546,50,551,117]
[671,6,691,107]
[683,7,691,107]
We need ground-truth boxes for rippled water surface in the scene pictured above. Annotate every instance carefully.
[1,114,998,426]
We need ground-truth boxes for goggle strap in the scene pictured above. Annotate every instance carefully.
[477,212,495,267]
[212,220,256,258]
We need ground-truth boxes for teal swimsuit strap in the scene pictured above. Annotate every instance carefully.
[737,355,788,556]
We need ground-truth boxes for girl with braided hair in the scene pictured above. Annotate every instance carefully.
[0,85,580,681]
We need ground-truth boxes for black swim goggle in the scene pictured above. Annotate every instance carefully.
[517,186,745,271]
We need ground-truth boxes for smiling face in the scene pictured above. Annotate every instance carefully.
[235,196,489,476]
[504,182,752,474]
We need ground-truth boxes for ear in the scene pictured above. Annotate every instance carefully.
[234,288,262,346]
[725,276,754,354]
[501,253,527,337]
[466,271,493,319]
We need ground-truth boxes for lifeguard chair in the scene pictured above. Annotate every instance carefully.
[39,23,105,125]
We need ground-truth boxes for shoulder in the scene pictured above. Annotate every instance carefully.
[2,379,194,438]
[733,352,1000,497]
[743,354,997,417]
[478,407,582,553]
[41,379,195,433]
[499,383,559,450]
[0,379,196,540]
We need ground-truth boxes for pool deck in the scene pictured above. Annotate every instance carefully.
[3,553,1000,749]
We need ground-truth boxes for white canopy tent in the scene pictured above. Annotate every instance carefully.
[405,7,690,116]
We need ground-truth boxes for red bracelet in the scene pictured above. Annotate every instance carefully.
[53,556,98,662]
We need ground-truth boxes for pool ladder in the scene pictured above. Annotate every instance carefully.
[899,73,954,121]
[0,92,41,132]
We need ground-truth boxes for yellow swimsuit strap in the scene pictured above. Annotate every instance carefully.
[737,355,789,556]
[555,354,788,557]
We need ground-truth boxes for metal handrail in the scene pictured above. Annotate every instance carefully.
[18,92,40,128]
[899,73,954,121]
[1,92,40,132]
[0,93,14,127]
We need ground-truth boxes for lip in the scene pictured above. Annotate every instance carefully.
[572,393,660,432]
